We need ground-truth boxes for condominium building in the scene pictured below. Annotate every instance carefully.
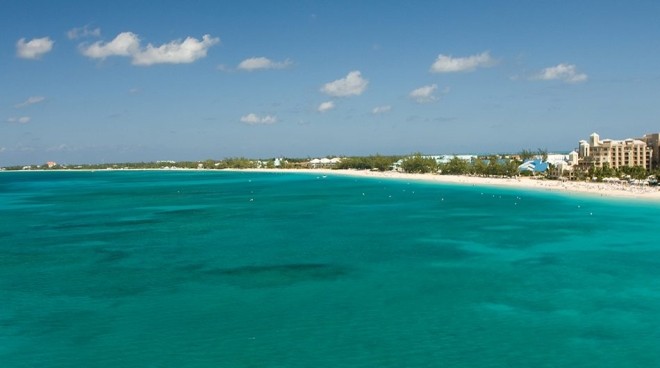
[638,133,660,168]
[577,132,653,170]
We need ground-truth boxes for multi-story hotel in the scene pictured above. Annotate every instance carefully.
[640,133,660,168]
[577,132,655,170]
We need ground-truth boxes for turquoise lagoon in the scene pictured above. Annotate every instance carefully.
[1,171,660,367]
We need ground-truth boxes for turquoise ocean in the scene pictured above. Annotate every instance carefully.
[2,170,660,367]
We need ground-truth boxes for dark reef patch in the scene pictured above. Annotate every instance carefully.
[203,263,350,288]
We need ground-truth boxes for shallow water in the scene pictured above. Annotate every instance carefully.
[1,171,660,367]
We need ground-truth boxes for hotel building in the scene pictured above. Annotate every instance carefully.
[577,132,654,170]
[639,133,660,169]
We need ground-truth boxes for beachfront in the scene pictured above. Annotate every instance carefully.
[237,168,660,201]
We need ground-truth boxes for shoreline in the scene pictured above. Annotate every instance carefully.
[5,167,660,201]
[233,168,660,201]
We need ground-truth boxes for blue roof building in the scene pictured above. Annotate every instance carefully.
[518,159,549,173]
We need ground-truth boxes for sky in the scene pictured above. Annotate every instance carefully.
[2,0,660,166]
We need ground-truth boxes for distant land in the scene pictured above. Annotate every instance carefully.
[3,150,659,185]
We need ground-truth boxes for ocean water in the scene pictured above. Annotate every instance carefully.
[1,170,660,367]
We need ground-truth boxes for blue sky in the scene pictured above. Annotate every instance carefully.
[2,0,660,165]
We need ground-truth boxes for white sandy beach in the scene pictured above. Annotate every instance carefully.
[235,168,660,201]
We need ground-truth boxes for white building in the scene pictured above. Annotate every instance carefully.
[308,157,341,168]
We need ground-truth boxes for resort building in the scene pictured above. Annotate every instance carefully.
[308,157,341,168]
[577,132,653,170]
[638,133,660,169]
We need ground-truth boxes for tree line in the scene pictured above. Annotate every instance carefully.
[6,151,659,183]
[335,153,523,177]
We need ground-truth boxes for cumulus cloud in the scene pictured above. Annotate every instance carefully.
[238,57,292,71]
[430,51,494,73]
[372,105,392,114]
[81,32,140,59]
[67,25,101,40]
[410,84,438,103]
[240,113,277,125]
[80,32,219,66]
[133,34,220,66]
[15,96,45,108]
[533,63,588,83]
[321,71,368,97]
[16,37,54,59]
[7,116,31,124]
[318,101,335,113]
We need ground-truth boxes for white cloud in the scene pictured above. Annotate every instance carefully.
[15,96,45,108]
[430,51,494,73]
[16,37,54,59]
[410,84,438,103]
[7,116,31,124]
[81,32,140,59]
[318,101,335,113]
[237,57,292,71]
[533,63,588,83]
[67,25,101,40]
[240,113,277,125]
[132,34,220,66]
[372,105,392,114]
[80,32,219,66]
[321,71,368,97]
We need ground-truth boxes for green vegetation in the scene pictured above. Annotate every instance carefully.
[518,148,548,162]
[4,152,659,186]
[563,162,660,184]
[400,154,438,173]
[335,155,400,171]
[519,149,536,162]
[214,157,258,169]
[438,155,520,177]
[584,164,650,181]
[440,156,469,175]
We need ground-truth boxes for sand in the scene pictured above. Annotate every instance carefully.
[234,168,660,201]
